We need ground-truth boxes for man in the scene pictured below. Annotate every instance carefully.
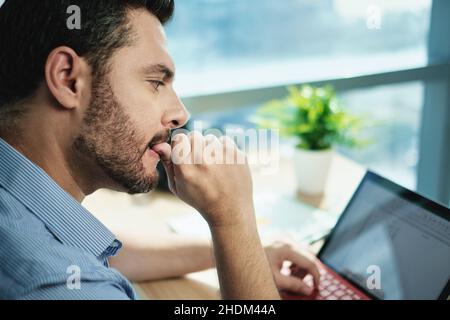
[0,0,319,299]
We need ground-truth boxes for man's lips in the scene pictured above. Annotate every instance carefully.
[146,147,161,160]
[144,133,171,159]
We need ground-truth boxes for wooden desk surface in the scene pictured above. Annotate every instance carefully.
[83,153,365,300]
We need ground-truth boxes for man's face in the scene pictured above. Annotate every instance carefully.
[74,9,189,194]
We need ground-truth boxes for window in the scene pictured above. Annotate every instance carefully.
[190,81,423,189]
[170,1,449,196]
[167,0,432,96]
[337,82,424,190]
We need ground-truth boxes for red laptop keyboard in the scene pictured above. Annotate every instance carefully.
[282,263,370,300]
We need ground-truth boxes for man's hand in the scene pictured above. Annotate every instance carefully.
[153,132,279,299]
[265,242,321,296]
[154,132,255,228]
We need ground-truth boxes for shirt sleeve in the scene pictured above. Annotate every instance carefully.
[19,280,132,300]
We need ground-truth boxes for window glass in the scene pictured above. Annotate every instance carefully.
[167,0,432,96]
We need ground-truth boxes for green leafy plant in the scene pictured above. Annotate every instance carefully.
[253,85,367,151]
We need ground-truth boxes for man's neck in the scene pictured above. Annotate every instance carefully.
[1,131,90,202]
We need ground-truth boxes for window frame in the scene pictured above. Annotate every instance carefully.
[417,0,450,206]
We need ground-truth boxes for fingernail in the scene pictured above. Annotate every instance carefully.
[172,135,181,142]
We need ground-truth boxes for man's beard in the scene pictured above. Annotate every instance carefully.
[73,75,166,194]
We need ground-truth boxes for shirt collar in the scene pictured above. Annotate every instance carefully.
[0,138,121,259]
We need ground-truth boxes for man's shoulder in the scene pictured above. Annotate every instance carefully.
[0,187,115,299]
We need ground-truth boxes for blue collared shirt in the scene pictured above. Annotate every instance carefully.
[0,138,135,300]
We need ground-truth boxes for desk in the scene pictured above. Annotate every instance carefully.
[83,153,365,300]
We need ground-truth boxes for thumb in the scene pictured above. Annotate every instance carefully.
[151,142,176,193]
[275,273,314,296]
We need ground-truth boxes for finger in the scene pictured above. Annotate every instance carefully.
[219,136,241,164]
[151,142,172,173]
[204,135,221,163]
[274,273,314,296]
[152,142,175,192]
[286,250,321,288]
[171,134,191,166]
[290,265,307,279]
[152,142,171,164]
[188,131,205,165]
[204,134,220,145]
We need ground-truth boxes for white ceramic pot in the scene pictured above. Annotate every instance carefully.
[294,148,333,195]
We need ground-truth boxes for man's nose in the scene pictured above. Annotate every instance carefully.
[163,93,190,130]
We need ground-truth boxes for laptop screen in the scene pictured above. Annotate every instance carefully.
[319,172,450,300]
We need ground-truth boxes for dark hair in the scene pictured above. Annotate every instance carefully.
[0,0,174,108]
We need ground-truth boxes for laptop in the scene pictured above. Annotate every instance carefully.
[282,171,450,300]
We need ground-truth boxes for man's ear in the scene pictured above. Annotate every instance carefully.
[45,46,89,111]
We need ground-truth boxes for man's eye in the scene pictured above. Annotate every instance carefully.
[148,80,164,91]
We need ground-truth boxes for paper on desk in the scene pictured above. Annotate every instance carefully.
[168,192,339,244]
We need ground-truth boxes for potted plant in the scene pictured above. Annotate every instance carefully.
[253,85,365,195]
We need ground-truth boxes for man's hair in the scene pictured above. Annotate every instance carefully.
[0,0,174,109]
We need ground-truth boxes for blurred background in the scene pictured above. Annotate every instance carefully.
[165,0,449,206]
[1,0,447,206]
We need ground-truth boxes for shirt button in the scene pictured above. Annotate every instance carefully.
[110,241,120,248]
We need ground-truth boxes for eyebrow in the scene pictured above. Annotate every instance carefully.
[142,63,175,82]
